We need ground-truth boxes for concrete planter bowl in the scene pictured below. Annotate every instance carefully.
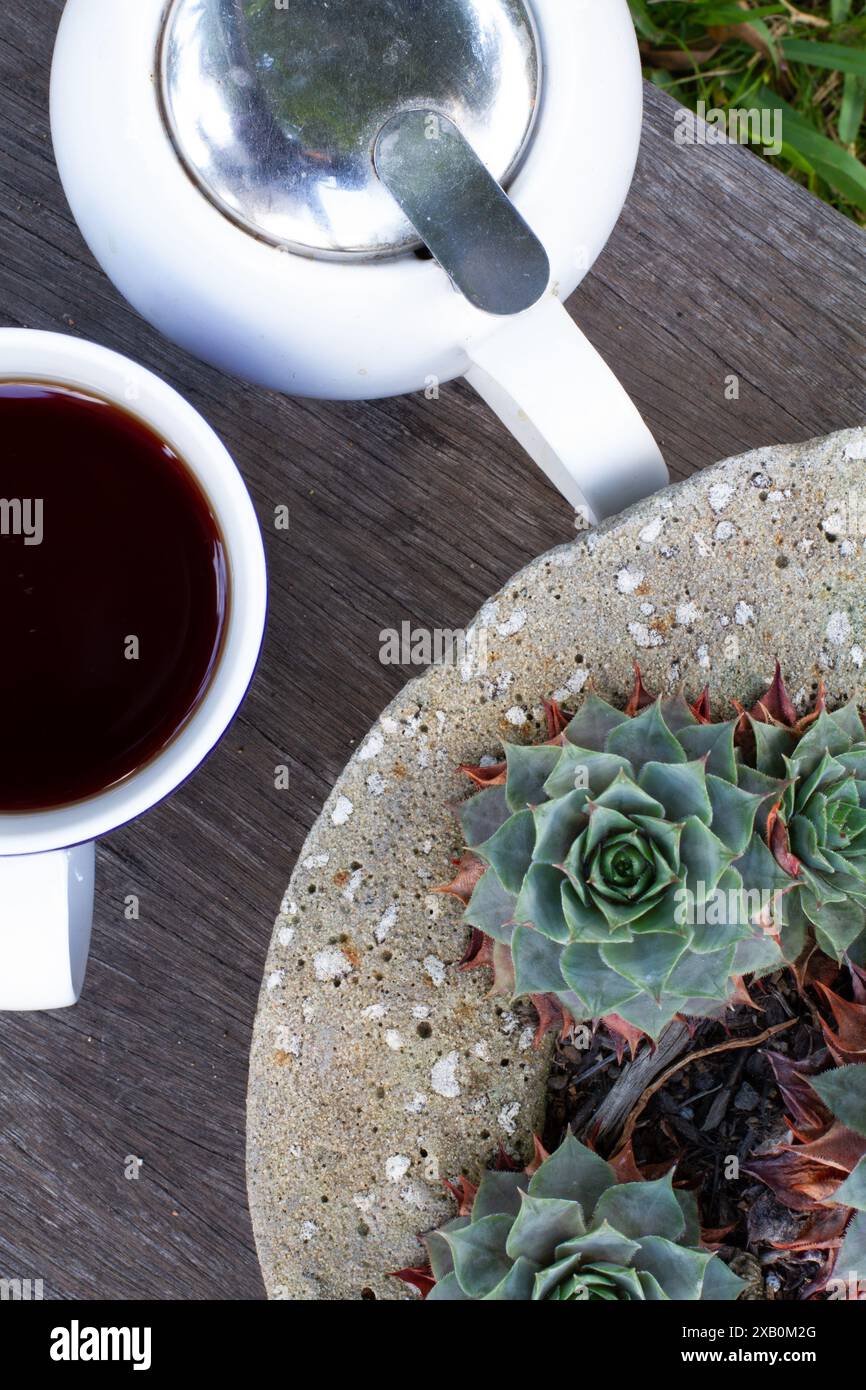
[247,426,866,1300]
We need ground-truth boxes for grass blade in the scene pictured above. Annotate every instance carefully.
[839,72,866,144]
[754,83,866,210]
[780,39,866,78]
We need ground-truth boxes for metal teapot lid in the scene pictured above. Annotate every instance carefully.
[160,0,549,314]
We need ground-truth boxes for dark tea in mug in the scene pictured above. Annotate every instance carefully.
[0,383,229,812]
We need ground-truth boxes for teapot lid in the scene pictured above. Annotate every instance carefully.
[159,0,541,262]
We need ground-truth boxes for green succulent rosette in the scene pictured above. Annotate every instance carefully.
[426,1134,744,1302]
[458,694,795,1041]
[757,703,866,967]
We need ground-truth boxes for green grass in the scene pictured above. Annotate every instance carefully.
[629,1,866,223]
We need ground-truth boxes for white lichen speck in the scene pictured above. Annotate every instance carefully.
[497,609,526,638]
[519,1026,535,1051]
[431,1052,460,1099]
[275,1025,300,1056]
[638,515,664,545]
[628,621,662,649]
[676,601,699,627]
[708,482,734,514]
[303,852,329,870]
[826,611,852,647]
[342,868,363,902]
[423,955,446,987]
[553,668,590,704]
[386,1155,411,1184]
[375,904,397,943]
[400,1183,428,1209]
[735,601,756,627]
[313,948,352,983]
[358,731,384,761]
[505,706,528,726]
[331,795,354,826]
[498,1102,520,1135]
[616,566,644,595]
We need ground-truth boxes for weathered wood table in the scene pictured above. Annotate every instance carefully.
[0,2,864,1300]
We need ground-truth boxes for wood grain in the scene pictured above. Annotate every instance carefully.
[0,2,863,1299]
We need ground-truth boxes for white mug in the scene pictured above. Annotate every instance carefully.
[0,330,267,1010]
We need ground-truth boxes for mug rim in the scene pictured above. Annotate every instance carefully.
[0,329,268,855]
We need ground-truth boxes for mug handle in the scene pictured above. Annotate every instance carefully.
[0,844,95,1010]
[464,297,668,523]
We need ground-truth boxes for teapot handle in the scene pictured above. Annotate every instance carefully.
[464,297,668,523]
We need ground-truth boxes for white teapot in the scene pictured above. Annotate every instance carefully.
[51,0,667,521]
